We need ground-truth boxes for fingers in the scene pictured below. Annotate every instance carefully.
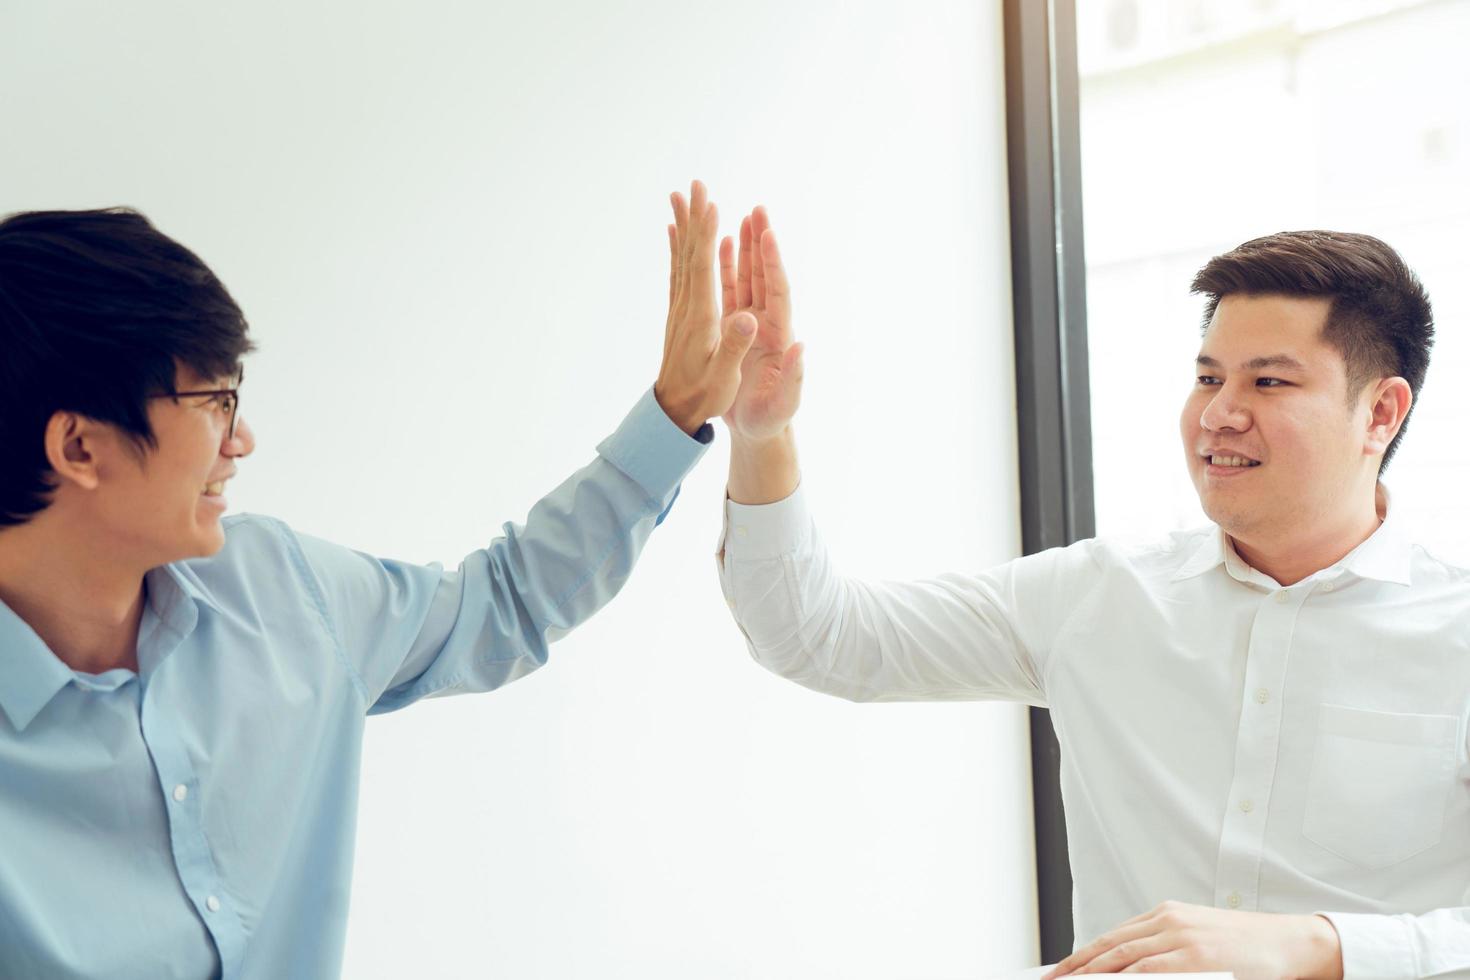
[783,341,805,380]
[750,206,769,309]
[668,224,679,309]
[760,225,790,334]
[664,223,679,358]
[714,311,758,373]
[670,191,690,322]
[719,236,736,317]
[1045,921,1157,979]
[1068,935,1172,975]
[689,198,718,321]
[1120,951,1187,973]
[736,214,753,309]
[670,191,689,248]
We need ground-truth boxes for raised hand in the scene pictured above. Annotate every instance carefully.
[654,180,760,436]
[719,206,804,445]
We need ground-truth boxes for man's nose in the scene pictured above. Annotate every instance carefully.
[1199,385,1250,432]
[225,416,256,457]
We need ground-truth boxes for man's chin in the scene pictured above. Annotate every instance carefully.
[1197,492,1259,537]
[180,520,228,560]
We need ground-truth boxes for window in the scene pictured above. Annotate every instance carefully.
[1079,0,1470,548]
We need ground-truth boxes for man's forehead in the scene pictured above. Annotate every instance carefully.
[174,363,241,387]
[1199,294,1337,371]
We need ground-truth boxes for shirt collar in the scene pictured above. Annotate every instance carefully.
[1172,483,1413,587]
[157,560,223,616]
[1338,484,1413,586]
[0,598,75,733]
[0,561,217,733]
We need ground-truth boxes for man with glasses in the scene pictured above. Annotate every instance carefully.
[0,184,754,979]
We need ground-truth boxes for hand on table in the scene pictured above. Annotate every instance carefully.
[1042,901,1342,979]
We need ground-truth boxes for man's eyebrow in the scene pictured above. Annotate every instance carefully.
[1195,354,1306,371]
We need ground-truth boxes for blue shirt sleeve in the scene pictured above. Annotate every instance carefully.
[286,388,712,713]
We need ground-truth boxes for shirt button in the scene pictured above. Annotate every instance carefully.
[1274,591,1289,604]
[1322,582,1335,593]
[172,784,189,803]
[735,525,748,538]
[205,895,221,913]
[1239,799,1254,813]
[1226,892,1241,909]
[1255,688,1270,704]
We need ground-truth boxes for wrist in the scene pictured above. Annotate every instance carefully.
[1296,915,1344,980]
[653,383,706,437]
[729,425,794,454]
[727,425,799,505]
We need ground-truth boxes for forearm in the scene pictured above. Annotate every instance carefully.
[719,486,1048,703]
[727,427,800,505]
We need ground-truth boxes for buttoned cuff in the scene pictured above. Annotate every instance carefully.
[596,387,713,508]
[1316,911,1417,979]
[722,482,809,561]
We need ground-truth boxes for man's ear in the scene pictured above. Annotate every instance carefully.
[43,411,104,492]
[1364,377,1413,458]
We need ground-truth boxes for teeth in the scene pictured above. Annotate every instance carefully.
[1209,455,1258,468]
[203,482,225,496]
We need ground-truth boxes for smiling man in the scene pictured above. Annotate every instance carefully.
[716,227,1465,978]
[0,184,756,979]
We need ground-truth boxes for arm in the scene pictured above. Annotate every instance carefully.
[720,483,1089,703]
[295,389,710,711]
[297,181,759,710]
[1044,899,1470,979]
[714,207,1075,703]
[1319,906,1470,979]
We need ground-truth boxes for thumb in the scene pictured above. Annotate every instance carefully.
[783,341,805,379]
[715,312,758,366]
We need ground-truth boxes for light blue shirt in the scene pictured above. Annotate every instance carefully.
[0,390,710,980]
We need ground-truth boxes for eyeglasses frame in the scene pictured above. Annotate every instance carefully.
[147,366,244,441]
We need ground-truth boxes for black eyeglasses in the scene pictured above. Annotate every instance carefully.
[148,367,244,441]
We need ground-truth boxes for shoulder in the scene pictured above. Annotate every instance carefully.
[219,512,302,564]
[1083,524,1216,582]
[1406,540,1470,587]
[172,513,307,596]
[1000,526,1208,592]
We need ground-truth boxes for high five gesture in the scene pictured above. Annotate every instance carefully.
[654,181,760,436]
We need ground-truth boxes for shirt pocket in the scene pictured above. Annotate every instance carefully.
[1301,703,1458,870]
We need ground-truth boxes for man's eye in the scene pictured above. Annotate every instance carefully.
[1196,376,1220,386]
[1256,377,1286,388]
[216,394,237,412]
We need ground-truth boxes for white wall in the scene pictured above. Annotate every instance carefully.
[0,2,1036,976]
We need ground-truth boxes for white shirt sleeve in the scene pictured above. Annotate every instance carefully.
[715,483,1098,705]
[1320,905,1470,979]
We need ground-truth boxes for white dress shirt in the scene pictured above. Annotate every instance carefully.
[716,485,1470,979]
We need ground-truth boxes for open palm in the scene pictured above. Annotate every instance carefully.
[719,207,804,443]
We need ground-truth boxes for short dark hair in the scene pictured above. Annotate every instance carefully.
[1191,230,1433,470]
[0,208,254,526]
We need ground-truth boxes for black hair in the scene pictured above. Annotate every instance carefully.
[1192,230,1434,470]
[0,208,254,526]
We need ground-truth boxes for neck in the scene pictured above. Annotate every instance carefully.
[1229,483,1386,587]
[0,511,148,674]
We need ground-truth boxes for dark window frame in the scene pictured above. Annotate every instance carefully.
[1002,0,1092,963]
